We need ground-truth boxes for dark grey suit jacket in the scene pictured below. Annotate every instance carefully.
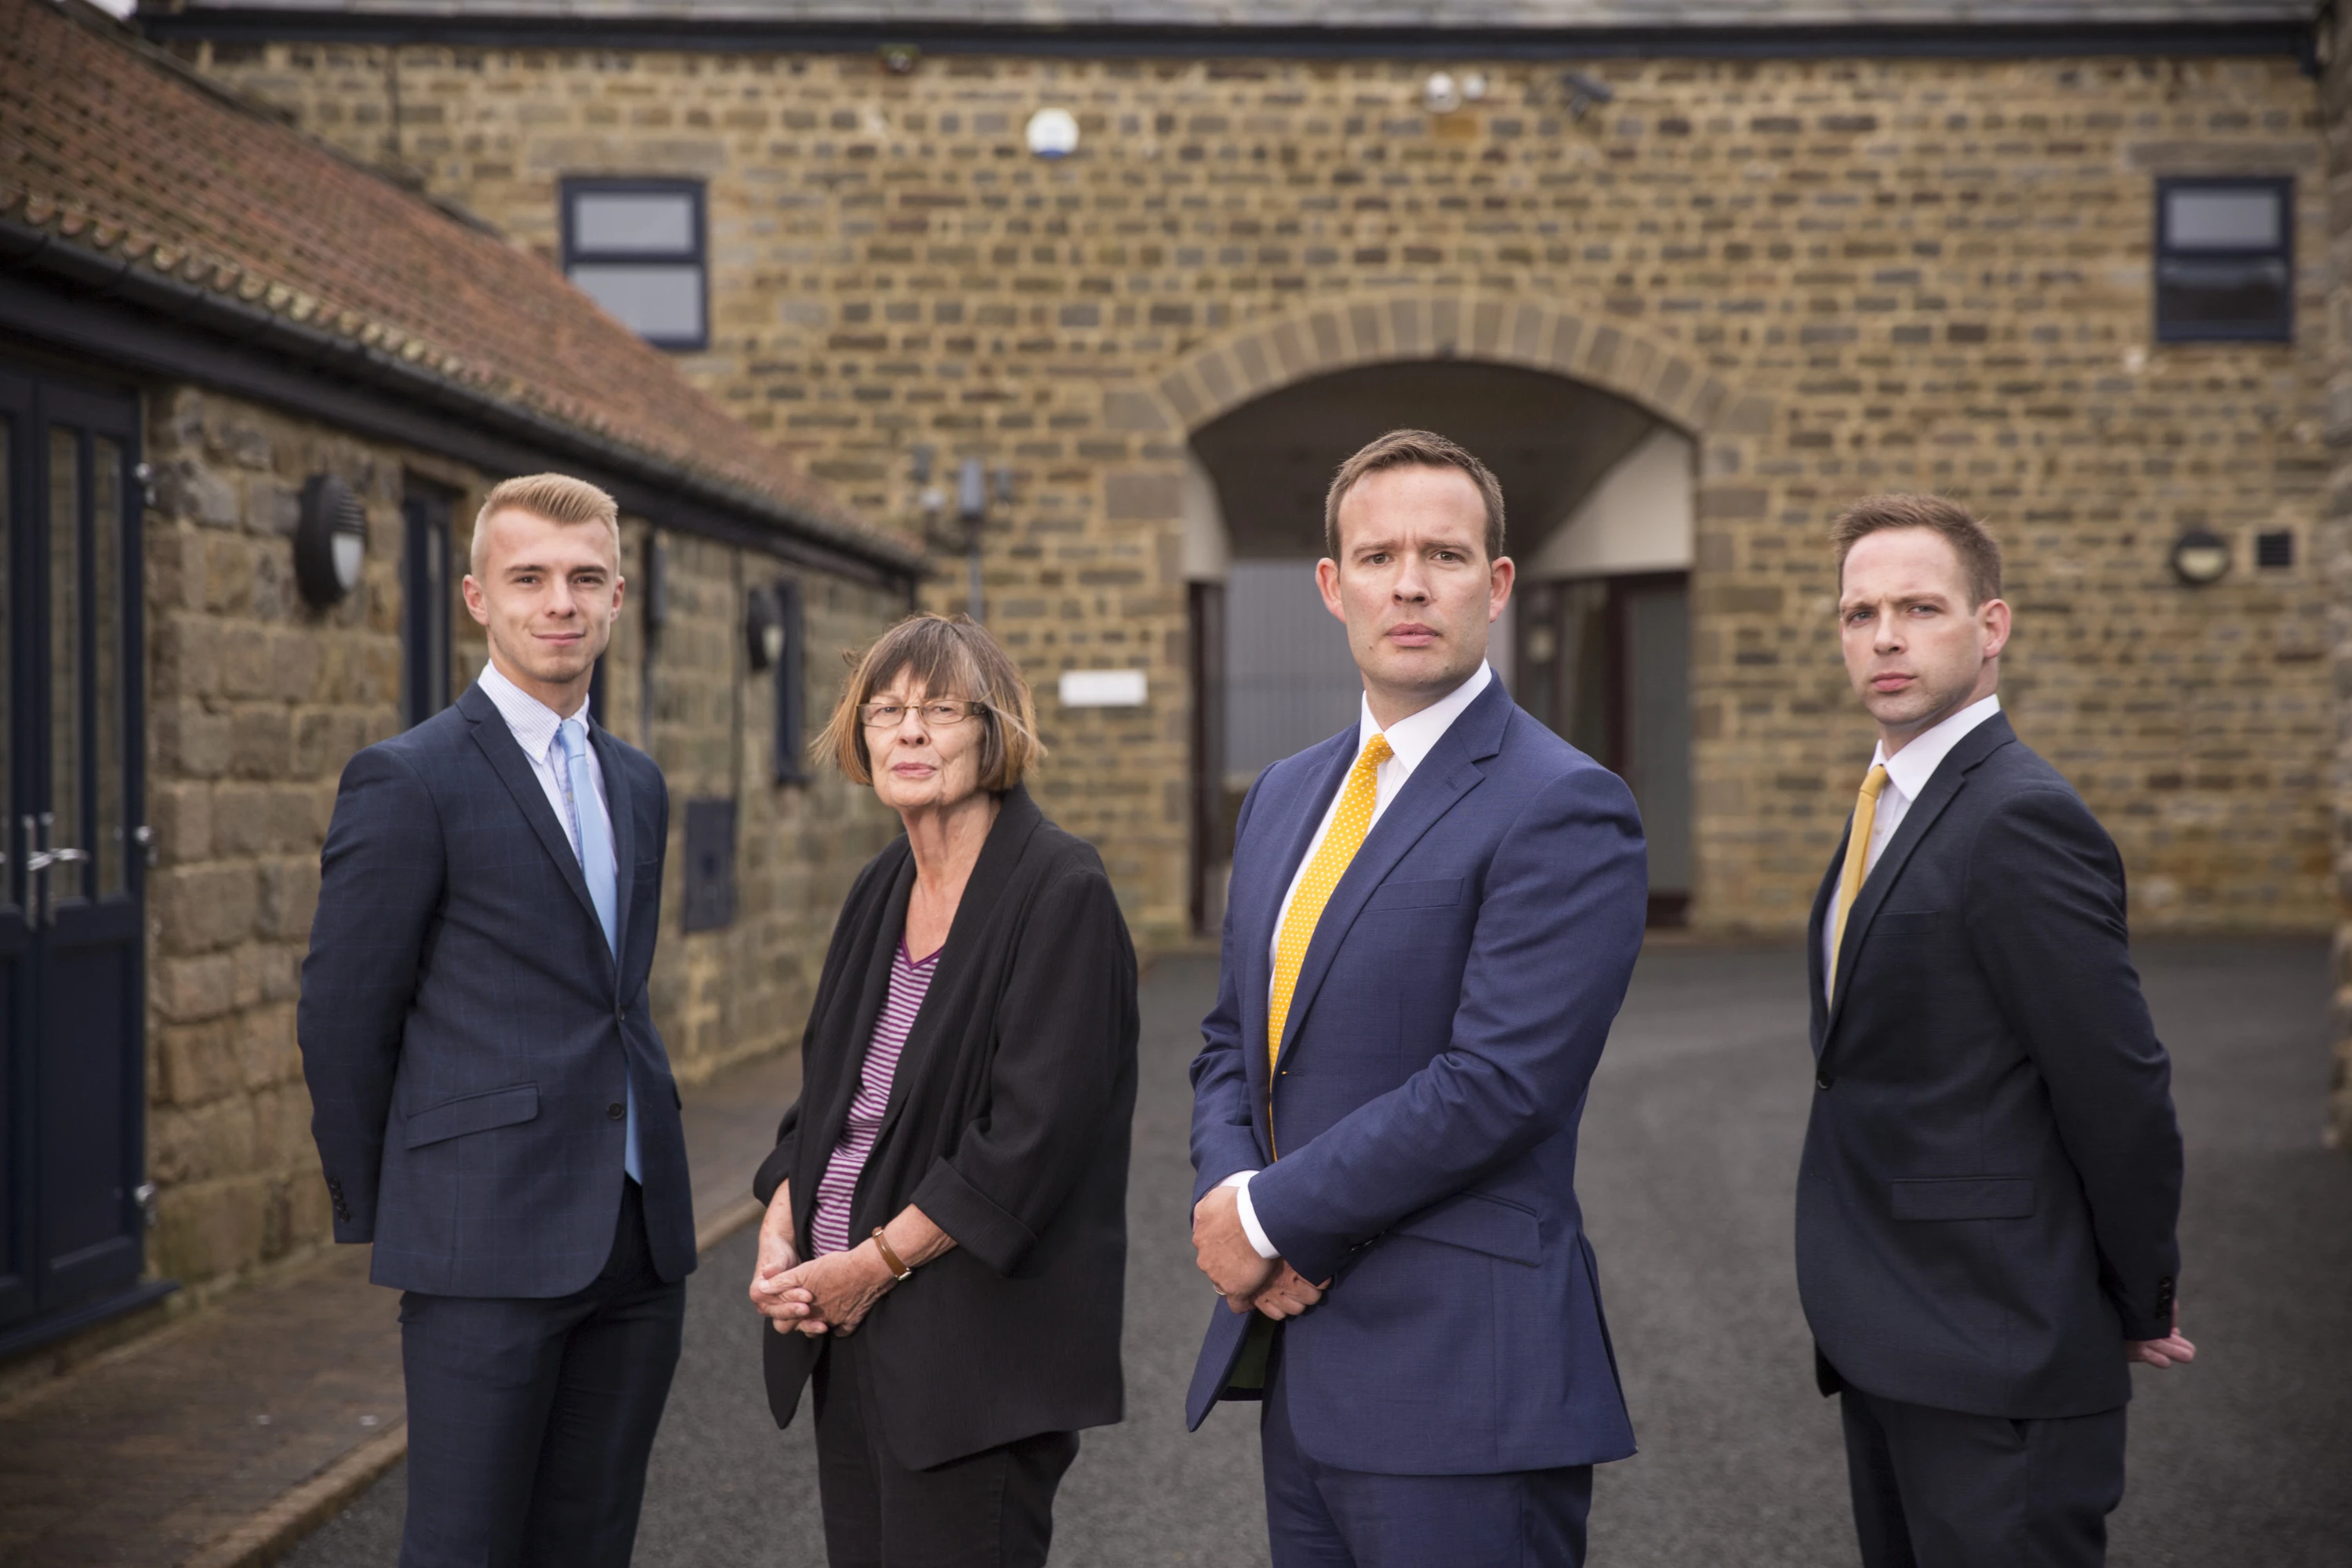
[298,681,695,1298]
[1799,712,2181,1420]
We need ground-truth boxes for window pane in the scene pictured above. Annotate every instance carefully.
[568,264,704,342]
[2157,257,2289,337]
[93,436,125,898]
[2167,188,2282,251]
[572,192,695,256]
[48,428,81,898]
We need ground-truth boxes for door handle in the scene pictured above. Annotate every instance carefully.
[22,813,88,927]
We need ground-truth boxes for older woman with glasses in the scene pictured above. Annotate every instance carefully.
[748,613,1139,1568]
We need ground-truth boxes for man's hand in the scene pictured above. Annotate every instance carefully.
[1248,1263,1328,1321]
[2128,1305,2196,1369]
[1192,1184,1278,1305]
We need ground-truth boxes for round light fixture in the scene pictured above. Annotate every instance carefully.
[2169,528,2230,587]
[1025,107,1079,160]
[1424,71,1462,113]
[294,474,368,608]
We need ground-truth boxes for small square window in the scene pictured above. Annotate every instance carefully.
[562,180,708,350]
[2256,530,2295,569]
[2154,177,2292,344]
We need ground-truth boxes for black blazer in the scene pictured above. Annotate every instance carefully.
[753,785,1139,1469]
[1798,712,2182,1420]
[298,681,696,1297]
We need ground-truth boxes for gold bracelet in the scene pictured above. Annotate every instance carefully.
[870,1227,913,1281]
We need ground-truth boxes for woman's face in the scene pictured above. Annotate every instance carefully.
[865,675,989,817]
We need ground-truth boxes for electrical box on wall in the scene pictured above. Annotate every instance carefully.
[681,797,737,932]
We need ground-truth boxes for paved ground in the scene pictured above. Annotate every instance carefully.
[285,938,2351,1566]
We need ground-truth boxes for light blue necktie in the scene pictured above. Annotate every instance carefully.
[557,716,639,1182]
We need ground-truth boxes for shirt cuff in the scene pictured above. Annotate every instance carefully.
[1222,1171,1280,1261]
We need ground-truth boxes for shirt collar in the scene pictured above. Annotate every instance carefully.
[477,657,590,760]
[1871,692,2001,801]
[1357,661,1493,773]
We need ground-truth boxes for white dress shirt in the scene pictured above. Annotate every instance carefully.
[1821,692,2001,997]
[1228,662,1495,1261]
[477,659,612,861]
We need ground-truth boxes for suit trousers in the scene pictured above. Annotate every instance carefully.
[1258,1331,1593,1568]
[397,1179,686,1568]
[1839,1385,2127,1568]
[809,1330,1080,1568]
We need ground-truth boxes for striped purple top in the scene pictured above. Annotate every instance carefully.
[808,941,939,1257]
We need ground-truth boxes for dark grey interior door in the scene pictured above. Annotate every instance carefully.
[0,362,150,1341]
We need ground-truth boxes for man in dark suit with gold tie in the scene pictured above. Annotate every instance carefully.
[1801,492,2195,1568]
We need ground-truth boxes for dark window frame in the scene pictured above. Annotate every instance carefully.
[559,177,710,352]
[771,576,809,786]
[2153,175,2294,345]
[401,477,457,728]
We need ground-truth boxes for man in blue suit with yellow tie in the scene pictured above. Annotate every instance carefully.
[1187,430,1650,1566]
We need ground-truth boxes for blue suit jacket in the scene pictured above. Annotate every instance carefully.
[1186,677,1648,1475]
[297,681,696,1297]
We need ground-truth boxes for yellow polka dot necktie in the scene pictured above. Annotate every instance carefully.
[1268,734,1392,1080]
[1828,763,1889,996]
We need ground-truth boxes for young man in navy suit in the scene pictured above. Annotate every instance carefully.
[1801,494,2194,1567]
[1186,430,1649,1567]
[299,474,693,1567]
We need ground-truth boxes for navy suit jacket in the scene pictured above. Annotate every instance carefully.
[298,681,696,1298]
[1798,713,2182,1419]
[1187,677,1649,1475]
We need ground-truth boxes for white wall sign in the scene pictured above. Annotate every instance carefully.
[1059,669,1147,707]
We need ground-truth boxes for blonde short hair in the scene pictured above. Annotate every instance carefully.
[817,614,1043,793]
[470,473,622,575]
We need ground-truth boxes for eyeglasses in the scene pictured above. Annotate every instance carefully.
[859,699,987,729]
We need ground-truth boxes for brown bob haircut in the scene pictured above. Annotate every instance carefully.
[1829,492,2004,608]
[1323,429,1508,563]
[816,613,1044,793]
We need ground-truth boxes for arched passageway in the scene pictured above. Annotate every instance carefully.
[1183,358,1695,934]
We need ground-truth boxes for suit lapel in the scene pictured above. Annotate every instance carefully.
[1241,732,1357,1106]
[590,723,637,964]
[459,684,604,941]
[1272,681,1508,1075]
[1824,713,2018,1041]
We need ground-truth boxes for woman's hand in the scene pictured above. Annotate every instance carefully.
[769,1243,901,1338]
[749,1182,804,1327]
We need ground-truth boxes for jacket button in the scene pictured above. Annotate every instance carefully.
[607,1102,626,1120]
[1815,1071,1835,1090]
[615,1004,626,1022]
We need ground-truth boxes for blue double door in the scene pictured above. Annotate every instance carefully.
[0,359,154,1352]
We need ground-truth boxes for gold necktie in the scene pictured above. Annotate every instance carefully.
[1269,733,1393,1077]
[1828,763,1889,995]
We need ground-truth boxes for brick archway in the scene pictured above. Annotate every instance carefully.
[1138,290,1770,441]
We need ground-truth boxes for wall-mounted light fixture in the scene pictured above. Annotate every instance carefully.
[1563,71,1615,122]
[744,585,786,672]
[2169,528,2230,586]
[1026,107,1080,159]
[878,42,919,74]
[294,474,368,608]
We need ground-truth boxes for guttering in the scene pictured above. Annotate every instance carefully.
[0,213,925,590]
[138,11,2314,63]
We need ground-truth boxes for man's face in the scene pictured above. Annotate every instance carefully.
[1317,463,1512,718]
[461,507,623,696]
[1837,527,2009,743]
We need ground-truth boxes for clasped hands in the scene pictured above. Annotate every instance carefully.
[1191,1184,1329,1319]
[748,1192,895,1338]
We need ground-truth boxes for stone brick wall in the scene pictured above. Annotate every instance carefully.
[140,383,900,1290]
[187,40,2339,945]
